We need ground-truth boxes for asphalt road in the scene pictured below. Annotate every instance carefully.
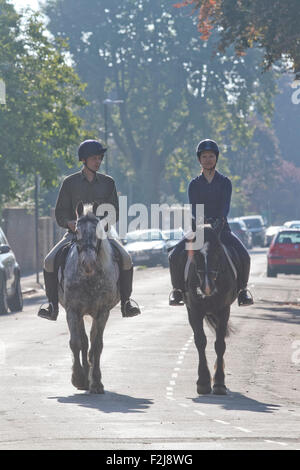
[0,248,299,450]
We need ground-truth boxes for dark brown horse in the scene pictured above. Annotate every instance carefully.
[184,225,238,395]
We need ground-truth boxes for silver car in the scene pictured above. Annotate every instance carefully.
[239,215,267,247]
[124,229,169,267]
[0,227,23,314]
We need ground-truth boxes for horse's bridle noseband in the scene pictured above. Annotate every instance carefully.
[75,219,101,255]
[196,267,220,282]
[76,240,100,255]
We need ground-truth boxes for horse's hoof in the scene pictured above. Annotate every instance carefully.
[89,384,105,394]
[197,384,212,395]
[213,384,227,395]
[77,384,89,391]
[72,375,89,391]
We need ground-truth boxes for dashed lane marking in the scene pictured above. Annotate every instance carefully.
[165,334,294,449]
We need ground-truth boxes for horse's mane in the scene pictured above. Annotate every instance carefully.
[78,204,113,268]
[203,226,221,246]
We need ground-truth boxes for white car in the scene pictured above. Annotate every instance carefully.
[265,225,282,246]
[162,228,184,250]
[283,220,300,229]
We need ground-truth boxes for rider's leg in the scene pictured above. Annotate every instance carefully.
[109,239,141,317]
[168,238,187,305]
[38,269,59,321]
[221,230,253,306]
[38,233,74,321]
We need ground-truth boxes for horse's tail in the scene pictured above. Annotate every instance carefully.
[204,314,234,338]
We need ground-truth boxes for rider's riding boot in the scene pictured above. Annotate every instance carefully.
[169,288,184,306]
[38,270,59,321]
[120,267,141,318]
[168,244,186,306]
[236,248,253,306]
[238,288,254,306]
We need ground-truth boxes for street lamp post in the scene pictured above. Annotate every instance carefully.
[103,98,124,175]
[34,174,40,284]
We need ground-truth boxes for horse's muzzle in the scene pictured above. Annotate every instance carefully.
[80,252,97,276]
[196,286,217,298]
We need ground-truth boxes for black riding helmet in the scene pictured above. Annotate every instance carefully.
[78,139,107,161]
[196,139,219,161]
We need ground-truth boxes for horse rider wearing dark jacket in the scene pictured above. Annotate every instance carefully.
[169,139,253,307]
[38,139,141,321]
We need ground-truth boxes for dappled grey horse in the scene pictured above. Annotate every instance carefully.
[58,202,120,393]
[184,225,238,395]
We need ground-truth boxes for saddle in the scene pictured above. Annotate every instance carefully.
[54,241,74,290]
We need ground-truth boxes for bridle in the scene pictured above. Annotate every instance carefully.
[75,219,101,256]
[194,249,222,296]
[196,266,220,283]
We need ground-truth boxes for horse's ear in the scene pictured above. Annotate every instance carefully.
[92,202,98,215]
[99,211,109,232]
[76,201,84,218]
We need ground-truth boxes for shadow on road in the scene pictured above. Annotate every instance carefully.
[190,391,280,414]
[49,391,153,414]
[240,306,300,325]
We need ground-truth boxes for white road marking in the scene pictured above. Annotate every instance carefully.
[264,440,288,447]
[193,409,206,416]
[234,426,252,433]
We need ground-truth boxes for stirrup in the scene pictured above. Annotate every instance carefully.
[238,289,254,306]
[169,289,184,306]
[38,302,59,321]
[121,298,141,318]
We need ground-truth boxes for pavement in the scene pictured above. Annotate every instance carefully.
[250,275,300,306]
[21,272,45,297]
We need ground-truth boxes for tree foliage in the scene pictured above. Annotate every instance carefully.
[0,0,87,206]
[45,0,277,206]
[173,0,300,74]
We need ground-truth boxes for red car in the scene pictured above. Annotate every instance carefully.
[267,228,300,277]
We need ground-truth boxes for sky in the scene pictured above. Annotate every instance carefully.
[12,0,40,12]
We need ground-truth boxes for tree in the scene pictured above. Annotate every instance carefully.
[173,0,300,76]
[0,0,87,206]
[45,0,276,205]
[272,75,300,167]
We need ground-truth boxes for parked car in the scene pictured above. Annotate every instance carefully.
[267,228,300,277]
[283,220,300,229]
[0,227,23,314]
[265,226,282,246]
[124,229,169,267]
[239,215,267,247]
[162,228,184,250]
[228,218,253,249]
